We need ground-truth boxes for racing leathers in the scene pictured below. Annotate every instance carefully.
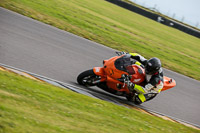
[129,53,164,104]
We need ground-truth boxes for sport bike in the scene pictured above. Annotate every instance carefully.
[77,52,176,103]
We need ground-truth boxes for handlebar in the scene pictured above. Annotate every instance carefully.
[118,74,131,82]
[116,51,127,56]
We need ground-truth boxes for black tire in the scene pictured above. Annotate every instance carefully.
[126,95,134,102]
[77,69,98,86]
[126,92,136,102]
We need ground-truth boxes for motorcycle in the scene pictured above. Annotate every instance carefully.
[77,52,176,103]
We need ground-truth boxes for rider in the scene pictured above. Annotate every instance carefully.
[128,53,164,104]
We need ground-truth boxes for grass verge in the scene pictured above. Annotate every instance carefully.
[0,0,200,81]
[0,70,199,133]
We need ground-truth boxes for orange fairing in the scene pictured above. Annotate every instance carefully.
[93,67,104,76]
[103,55,129,79]
[162,76,176,91]
[98,55,146,92]
[93,67,106,82]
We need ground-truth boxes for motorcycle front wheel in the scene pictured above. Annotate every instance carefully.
[77,69,100,86]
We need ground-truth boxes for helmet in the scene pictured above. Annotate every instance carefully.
[145,57,161,75]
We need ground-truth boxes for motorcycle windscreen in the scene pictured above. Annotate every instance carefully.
[114,54,133,73]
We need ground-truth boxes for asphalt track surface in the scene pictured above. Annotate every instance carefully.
[0,7,200,126]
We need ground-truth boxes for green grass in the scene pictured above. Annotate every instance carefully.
[0,70,199,133]
[0,0,200,80]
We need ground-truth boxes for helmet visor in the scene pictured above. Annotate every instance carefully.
[145,63,157,75]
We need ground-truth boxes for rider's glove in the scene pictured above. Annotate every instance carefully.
[127,81,135,92]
